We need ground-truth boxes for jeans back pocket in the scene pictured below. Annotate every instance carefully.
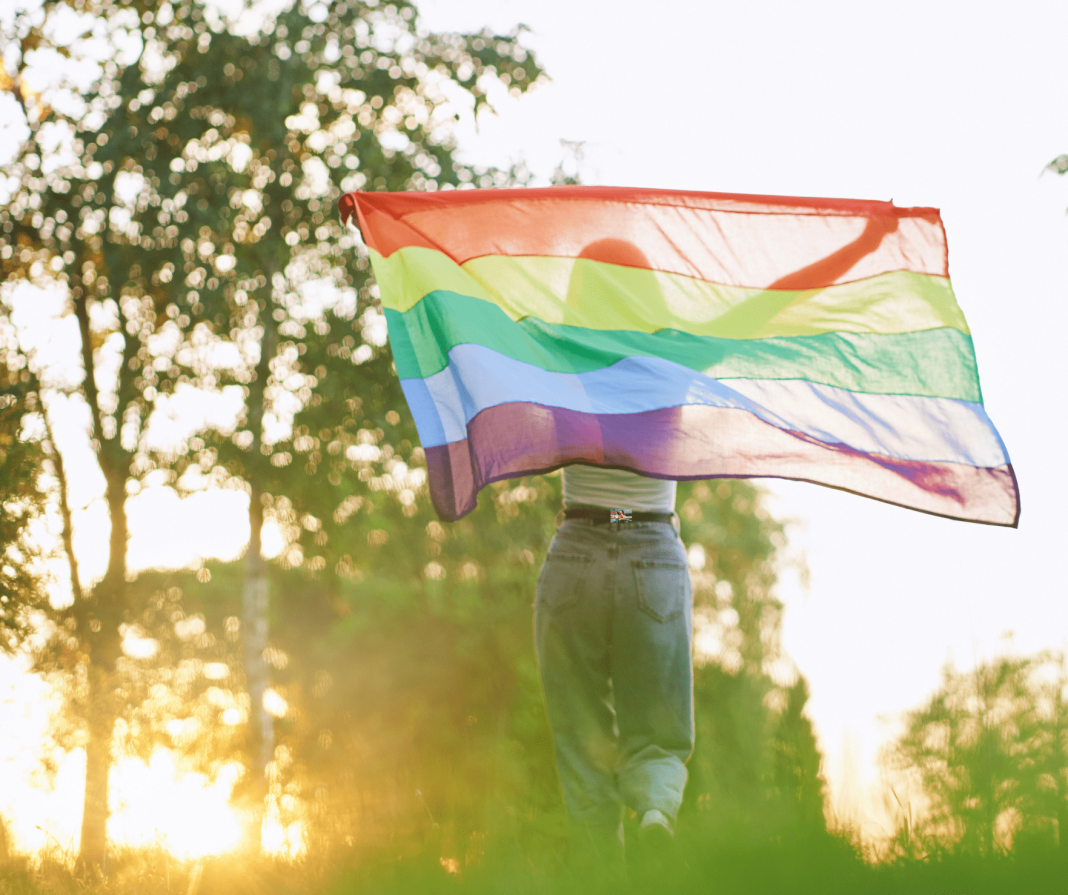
[536,552,594,614]
[632,559,690,622]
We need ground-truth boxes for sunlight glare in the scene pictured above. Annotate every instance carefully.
[262,688,288,718]
[1,660,246,862]
[260,519,286,559]
[107,749,243,859]
[261,814,306,860]
[221,707,244,725]
[0,655,84,857]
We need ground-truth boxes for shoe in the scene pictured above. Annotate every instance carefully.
[634,809,674,873]
[638,808,673,842]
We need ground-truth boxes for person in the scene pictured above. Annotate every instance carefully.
[531,215,903,867]
[531,239,692,867]
[535,462,692,866]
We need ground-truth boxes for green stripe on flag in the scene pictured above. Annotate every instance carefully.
[386,290,981,402]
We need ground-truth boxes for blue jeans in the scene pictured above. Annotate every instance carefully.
[534,519,694,856]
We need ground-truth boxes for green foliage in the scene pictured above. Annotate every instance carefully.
[0,335,47,653]
[885,652,1068,857]
[233,475,826,863]
[259,477,565,856]
[1,0,545,503]
[680,480,825,837]
[774,676,827,830]
[111,569,249,770]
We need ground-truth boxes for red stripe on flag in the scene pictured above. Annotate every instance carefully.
[343,187,948,288]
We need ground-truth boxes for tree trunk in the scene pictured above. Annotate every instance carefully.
[78,664,117,870]
[77,461,127,871]
[72,290,132,872]
[243,482,273,778]
[243,297,277,780]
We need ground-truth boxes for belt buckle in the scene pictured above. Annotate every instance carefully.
[609,508,633,523]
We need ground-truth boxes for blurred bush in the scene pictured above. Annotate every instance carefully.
[884,651,1068,858]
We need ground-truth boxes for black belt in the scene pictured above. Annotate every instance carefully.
[563,507,675,525]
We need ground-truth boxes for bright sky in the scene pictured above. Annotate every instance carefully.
[414,0,1068,841]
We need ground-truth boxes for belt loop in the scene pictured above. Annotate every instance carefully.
[672,511,680,535]
[554,508,566,530]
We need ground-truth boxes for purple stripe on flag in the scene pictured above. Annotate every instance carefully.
[424,402,1019,526]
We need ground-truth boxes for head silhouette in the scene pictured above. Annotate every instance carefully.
[565,239,664,326]
[576,238,653,269]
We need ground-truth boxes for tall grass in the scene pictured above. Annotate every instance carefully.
[3,814,1066,895]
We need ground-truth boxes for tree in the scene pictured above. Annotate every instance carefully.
[678,480,827,837]
[0,311,48,653]
[1,0,541,867]
[885,653,1068,856]
[136,0,542,782]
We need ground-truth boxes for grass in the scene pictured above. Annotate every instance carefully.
[4,823,1067,895]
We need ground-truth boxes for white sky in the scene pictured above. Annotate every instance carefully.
[416,0,1068,839]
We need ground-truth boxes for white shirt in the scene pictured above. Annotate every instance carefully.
[562,464,677,513]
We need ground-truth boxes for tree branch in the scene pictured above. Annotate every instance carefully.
[72,290,103,445]
[39,392,85,604]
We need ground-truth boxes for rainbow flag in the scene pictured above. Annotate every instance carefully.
[339,187,1018,526]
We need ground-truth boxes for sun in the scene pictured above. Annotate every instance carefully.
[106,750,243,859]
